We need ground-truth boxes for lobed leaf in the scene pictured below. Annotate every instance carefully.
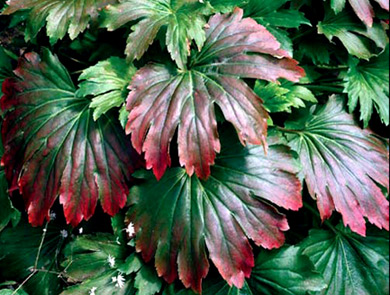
[318,7,388,59]
[244,0,311,55]
[125,8,305,180]
[254,80,317,113]
[127,126,302,292]
[162,245,326,295]
[77,57,137,121]
[284,96,389,236]
[61,234,162,295]
[1,49,140,227]
[102,0,213,69]
[344,46,389,127]
[2,0,117,43]
[301,224,389,295]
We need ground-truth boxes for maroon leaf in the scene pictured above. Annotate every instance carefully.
[126,8,305,180]
[284,96,389,236]
[1,49,140,227]
[127,126,302,292]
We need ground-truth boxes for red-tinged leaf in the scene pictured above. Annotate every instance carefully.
[127,126,302,292]
[284,96,389,236]
[1,49,140,227]
[331,0,389,26]
[126,8,305,180]
[376,0,390,10]
[349,0,375,26]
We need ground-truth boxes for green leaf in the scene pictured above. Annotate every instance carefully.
[61,234,162,295]
[284,96,389,236]
[102,0,213,69]
[134,266,162,295]
[165,246,326,295]
[297,37,332,65]
[301,224,389,295]
[244,0,310,55]
[254,80,317,113]
[318,7,388,59]
[61,233,127,282]
[0,46,13,97]
[61,234,133,295]
[127,126,303,292]
[249,245,327,295]
[0,170,20,232]
[344,47,389,126]
[0,220,66,295]
[77,57,137,121]
[0,289,29,295]
[2,0,117,44]
[209,0,248,13]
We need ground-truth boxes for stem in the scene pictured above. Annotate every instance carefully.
[303,202,339,234]
[292,28,316,41]
[276,126,302,134]
[35,222,48,269]
[12,271,37,295]
[316,64,349,70]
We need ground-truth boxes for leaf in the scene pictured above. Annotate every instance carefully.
[208,0,248,13]
[1,49,139,227]
[102,0,213,69]
[244,0,311,55]
[0,220,65,295]
[0,289,29,295]
[163,246,326,295]
[61,233,133,295]
[61,234,162,295]
[2,0,117,43]
[0,121,21,232]
[0,46,13,97]
[331,0,389,27]
[125,8,305,180]
[301,224,389,295]
[62,233,128,282]
[254,80,317,113]
[0,167,21,232]
[344,47,389,127]
[134,266,162,295]
[248,245,327,295]
[77,57,137,121]
[127,126,302,292]
[297,37,332,65]
[318,7,388,59]
[284,96,389,236]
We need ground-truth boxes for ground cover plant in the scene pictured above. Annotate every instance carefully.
[0,0,389,294]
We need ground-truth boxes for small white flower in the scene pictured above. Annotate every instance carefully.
[79,227,83,234]
[89,287,97,295]
[116,237,121,245]
[49,212,57,221]
[107,255,116,268]
[125,222,136,237]
[112,273,125,289]
[60,230,68,238]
